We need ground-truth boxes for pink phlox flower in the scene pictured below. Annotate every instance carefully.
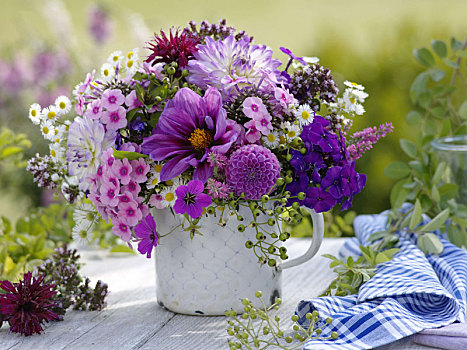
[118,191,134,205]
[274,86,295,109]
[118,201,142,227]
[75,95,85,116]
[253,113,273,135]
[100,182,120,207]
[242,97,268,119]
[85,99,103,120]
[101,106,127,130]
[111,158,132,185]
[138,203,150,218]
[118,142,141,153]
[244,120,261,143]
[134,214,158,258]
[101,89,125,111]
[122,179,141,196]
[173,180,212,219]
[125,90,143,110]
[84,175,99,192]
[131,158,150,183]
[149,194,165,209]
[112,217,132,241]
[102,174,120,191]
[102,148,115,168]
[79,71,96,94]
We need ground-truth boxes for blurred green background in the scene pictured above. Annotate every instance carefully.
[1,0,467,221]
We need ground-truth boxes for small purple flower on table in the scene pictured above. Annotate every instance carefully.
[141,87,238,182]
[173,180,212,219]
[134,214,158,258]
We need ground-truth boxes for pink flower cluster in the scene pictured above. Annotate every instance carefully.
[242,97,273,143]
[86,149,150,241]
[347,122,394,161]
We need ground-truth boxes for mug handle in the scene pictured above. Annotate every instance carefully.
[280,208,324,270]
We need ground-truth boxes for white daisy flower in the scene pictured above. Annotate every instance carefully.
[29,103,42,125]
[282,121,301,140]
[100,63,115,81]
[72,221,93,246]
[40,120,55,140]
[147,162,163,189]
[344,81,365,91]
[107,50,123,67]
[262,130,280,149]
[41,105,58,122]
[50,143,65,162]
[352,89,369,103]
[64,120,72,132]
[55,96,72,115]
[160,185,177,208]
[73,202,99,227]
[296,104,314,126]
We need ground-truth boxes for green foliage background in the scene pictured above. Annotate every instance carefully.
[1,0,467,220]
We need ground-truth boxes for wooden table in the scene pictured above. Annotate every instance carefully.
[0,238,433,349]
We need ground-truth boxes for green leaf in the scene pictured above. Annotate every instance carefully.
[413,48,435,67]
[428,68,445,82]
[384,161,411,179]
[447,224,466,248]
[390,179,411,209]
[432,40,447,58]
[442,58,459,69]
[432,162,447,185]
[409,199,423,230]
[399,139,417,158]
[431,185,440,203]
[110,245,136,254]
[458,51,467,58]
[439,183,459,201]
[417,233,444,255]
[451,37,463,52]
[406,111,422,125]
[0,146,23,159]
[458,101,467,120]
[410,72,428,104]
[419,209,449,232]
[112,148,148,161]
[367,230,388,242]
[375,252,391,264]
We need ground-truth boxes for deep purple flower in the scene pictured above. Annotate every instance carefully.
[0,272,58,336]
[225,144,281,200]
[320,166,343,200]
[280,47,307,66]
[303,187,337,213]
[173,180,212,219]
[141,87,238,182]
[134,214,158,258]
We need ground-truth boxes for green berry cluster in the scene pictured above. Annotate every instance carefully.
[225,291,338,349]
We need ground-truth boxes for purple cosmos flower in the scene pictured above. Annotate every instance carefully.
[226,145,281,200]
[280,47,307,66]
[101,106,127,130]
[101,89,125,111]
[134,214,158,258]
[173,180,212,219]
[187,35,283,98]
[141,87,238,182]
[320,166,343,200]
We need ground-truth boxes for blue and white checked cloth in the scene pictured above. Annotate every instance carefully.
[296,209,467,349]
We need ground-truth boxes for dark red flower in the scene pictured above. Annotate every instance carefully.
[0,272,58,336]
[146,29,200,68]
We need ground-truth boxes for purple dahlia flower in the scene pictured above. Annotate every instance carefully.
[141,87,238,182]
[187,35,283,98]
[225,144,281,200]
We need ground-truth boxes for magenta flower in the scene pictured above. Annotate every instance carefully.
[242,97,268,119]
[134,214,158,258]
[112,218,132,241]
[85,99,103,120]
[118,201,142,226]
[173,180,212,219]
[131,158,150,183]
[141,87,238,182]
[101,106,127,130]
[111,158,132,185]
[101,89,125,111]
[0,272,58,336]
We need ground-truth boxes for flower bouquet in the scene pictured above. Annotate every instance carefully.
[27,19,392,315]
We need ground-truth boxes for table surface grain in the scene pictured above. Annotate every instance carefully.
[0,238,435,350]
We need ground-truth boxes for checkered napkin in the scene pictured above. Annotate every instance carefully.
[295,209,467,349]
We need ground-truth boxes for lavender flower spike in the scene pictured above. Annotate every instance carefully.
[347,122,394,161]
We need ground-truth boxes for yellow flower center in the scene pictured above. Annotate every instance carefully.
[54,129,59,135]
[279,135,286,144]
[349,97,356,104]
[48,111,56,119]
[59,102,66,109]
[166,180,173,186]
[288,130,296,138]
[151,178,159,186]
[51,149,56,157]
[165,192,175,202]
[31,110,37,117]
[127,60,133,68]
[301,111,310,120]
[154,164,162,173]
[267,133,276,142]
[351,82,358,86]
[128,51,134,59]
[113,55,119,62]
[42,126,49,134]
[188,128,213,151]
[104,69,110,76]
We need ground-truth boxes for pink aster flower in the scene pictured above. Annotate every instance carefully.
[101,89,125,111]
[125,90,143,110]
[112,218,132,241]
[244,120,261,143]
[253,113,273,135]
[131,158,150,183]
[101,106,127,130]
[100,183,120,207]
[134,214,158,259]
[242,97,268,119]
[118,201,142,226]
[173,180,212,219]
[111,158,132,185]
[85,99,103,120]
